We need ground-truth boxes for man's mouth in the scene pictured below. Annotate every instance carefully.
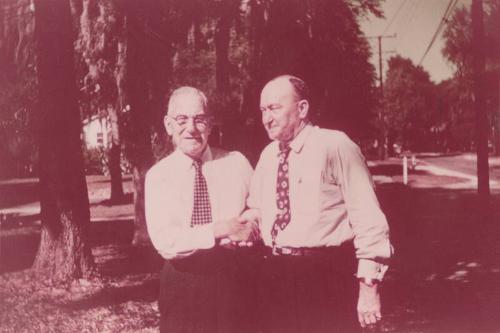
[184,136,201,141]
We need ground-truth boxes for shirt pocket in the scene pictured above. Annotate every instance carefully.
[319,159,344,209]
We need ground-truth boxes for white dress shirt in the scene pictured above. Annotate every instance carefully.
[145,146,253,259]
[248,124,393,280]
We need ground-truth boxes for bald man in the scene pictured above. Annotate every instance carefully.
[247,75,393,332]
[146,87,259,333]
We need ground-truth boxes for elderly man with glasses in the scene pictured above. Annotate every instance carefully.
[145,86,259,333]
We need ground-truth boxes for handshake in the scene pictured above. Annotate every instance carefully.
[214,209,261,247]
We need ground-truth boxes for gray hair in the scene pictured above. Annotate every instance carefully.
[167,86,209,115]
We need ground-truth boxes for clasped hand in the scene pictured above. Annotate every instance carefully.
[215,209,260,247]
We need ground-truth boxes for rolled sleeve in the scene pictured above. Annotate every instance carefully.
[357,259,389,281]
[335,136,393,280]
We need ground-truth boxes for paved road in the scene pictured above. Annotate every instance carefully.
[417,153,500,180]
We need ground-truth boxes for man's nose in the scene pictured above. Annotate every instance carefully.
[262,110,272,124]
[185,118,197,132]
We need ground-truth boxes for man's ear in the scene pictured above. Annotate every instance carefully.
[164,115,173,136]
[298,99,309,120]
[206,117,214,136]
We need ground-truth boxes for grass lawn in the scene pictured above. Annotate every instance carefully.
[1,163,500,332]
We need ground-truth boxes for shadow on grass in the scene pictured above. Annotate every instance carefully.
[0,181,39,208]
[377,183,500,332]
[0,219,163,276]
[67,276,159,311]
[0,225,40,273]
[2,183,500,332]
[93,243,163,278]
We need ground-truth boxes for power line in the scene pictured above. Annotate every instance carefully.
[417,0,458,66]
[393,0,417,36]
[397,0,422,43]
[382,0,409,35]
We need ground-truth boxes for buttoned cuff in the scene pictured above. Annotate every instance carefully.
[356,259,389,281]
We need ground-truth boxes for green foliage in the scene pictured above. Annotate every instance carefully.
[443,1,500,76]
[250,0,379,141]
[442,6,473,77]
[383,56,439,151]
[436,78,475,151]
[82,145,132,176]
[0,0,37,178]
[441,1,500,152]
[1,0,383,175]
[82,147,107,175]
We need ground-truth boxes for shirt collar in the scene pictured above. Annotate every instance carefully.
[173,145,213,169]
[288,123,313,154]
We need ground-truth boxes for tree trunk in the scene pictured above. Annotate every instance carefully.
[193,11,203,54]
[472,0,490,200]
[215,8,231,94]
[241,0,266,161]
[495,78,500,156]
[131,164,149,244]
[109,6,128,202]
[108,105,124,202]
[123,0,158,245]
[33,0,95,284]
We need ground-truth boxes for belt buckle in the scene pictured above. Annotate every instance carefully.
[272,246,294,256]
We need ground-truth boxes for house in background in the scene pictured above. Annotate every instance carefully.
[82,116,111,149]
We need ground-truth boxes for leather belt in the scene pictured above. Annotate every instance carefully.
[265,246,341,257]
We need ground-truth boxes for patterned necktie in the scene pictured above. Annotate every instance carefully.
[271,142,291,245]
[191,160,212,226]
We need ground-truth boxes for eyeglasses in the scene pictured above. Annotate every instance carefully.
[169,114,211,129]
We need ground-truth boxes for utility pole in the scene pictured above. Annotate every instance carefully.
[471,0,490,202]
[367,34,396,160]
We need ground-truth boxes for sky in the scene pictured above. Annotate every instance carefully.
[360,0,471,84]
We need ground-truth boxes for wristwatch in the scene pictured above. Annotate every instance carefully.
[358,277,380,287]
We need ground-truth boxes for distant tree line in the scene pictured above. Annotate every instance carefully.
[379,0,499,155]
[0,0,497,283]
[0,0,383,283]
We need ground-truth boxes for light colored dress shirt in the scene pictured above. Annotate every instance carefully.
[145,146,253,259]
[248,124,393,280]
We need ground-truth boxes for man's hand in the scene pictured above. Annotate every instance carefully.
[234,209,261,244]
[229,213,260,243]
[357,280,382,328]
[238,209,260,226]
[213,211,260,246]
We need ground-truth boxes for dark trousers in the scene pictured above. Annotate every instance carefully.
[257,244,359,333]
[159,246,258,333]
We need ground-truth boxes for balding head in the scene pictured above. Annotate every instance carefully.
[260,75,310,142]
[265,75,311,103]
[167,86,209,117]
